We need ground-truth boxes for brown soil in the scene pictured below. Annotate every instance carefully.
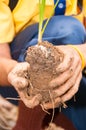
[25,41,64,105]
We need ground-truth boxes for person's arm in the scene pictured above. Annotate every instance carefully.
[0,43,17,86]
[0,1,16,85]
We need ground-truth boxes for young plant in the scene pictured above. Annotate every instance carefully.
[38,0,60,43]
[38,0,61,123]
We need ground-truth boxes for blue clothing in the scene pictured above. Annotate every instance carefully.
[11,16,86,61]
[54,0,66,15]
[10,15,86,130]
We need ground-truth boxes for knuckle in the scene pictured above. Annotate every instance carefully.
[13,78,28,89]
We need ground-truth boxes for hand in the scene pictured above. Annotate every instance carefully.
[43,45,82,109]
[8,62,41,108]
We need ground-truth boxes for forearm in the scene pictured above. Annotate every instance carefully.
[0,43,17,86]
[0,57,17,86]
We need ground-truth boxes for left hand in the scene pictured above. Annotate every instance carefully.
[8,62,41,108]
[43,45,82,109]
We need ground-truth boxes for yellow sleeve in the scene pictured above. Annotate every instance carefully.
[83,0,86,17]
[83,0,86,28]
[0,1,15,44]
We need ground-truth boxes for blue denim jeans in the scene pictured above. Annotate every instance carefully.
[10,15,86,129]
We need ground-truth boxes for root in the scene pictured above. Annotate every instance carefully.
[29,80,34,89]
[6,97,21,101]
[74,95,76,102]
[49,90,55,123]
[61,102,67,109]
[40,104,50,115]
[40,90,55,123]
[59,102,67,112]
[59,106,62,113]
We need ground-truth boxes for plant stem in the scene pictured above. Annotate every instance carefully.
[38,0,60,43]
[42,0,60,36]
[38,0,46,43]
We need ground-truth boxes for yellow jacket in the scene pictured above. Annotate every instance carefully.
[0,0,86,43]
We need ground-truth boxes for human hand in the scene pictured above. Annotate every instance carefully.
[43,45,83,109]
[8,62,41,108]
[0,96,18,129]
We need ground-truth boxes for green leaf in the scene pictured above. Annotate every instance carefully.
[38,0,46,42]
[42,0,60,36]
[38,0,60,43]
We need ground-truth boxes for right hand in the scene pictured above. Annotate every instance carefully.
[8,62,41,108]
[43,45,83,109]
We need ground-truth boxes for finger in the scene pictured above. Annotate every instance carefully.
[49,52,81,88]
[0,96,14,108]
[21,94,42,108]
[56,52,74,73]
[43,97,61,109]
[61,72,82,102]
[8,62,30,88]
[53,60,82,96]
[8,62,30,77]
[14,62,30,72]
[9,77,29,90]
[49,68,73,88]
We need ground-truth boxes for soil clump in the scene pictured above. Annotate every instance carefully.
[25,41,64,105]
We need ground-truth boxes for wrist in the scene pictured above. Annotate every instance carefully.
[68,44,86,69]
[76,44,86,68]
